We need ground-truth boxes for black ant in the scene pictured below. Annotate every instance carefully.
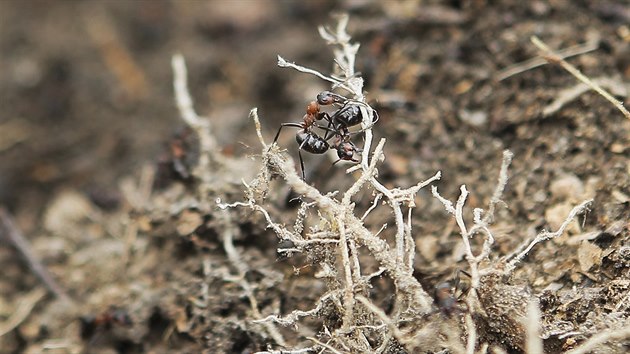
[272,100,361,180]
[316,91,378,139]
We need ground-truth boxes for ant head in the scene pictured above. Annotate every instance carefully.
[335,141,360,161]
[317,91,346,106]
[306,101,320,116]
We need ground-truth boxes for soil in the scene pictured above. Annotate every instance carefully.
[0,1,628,354]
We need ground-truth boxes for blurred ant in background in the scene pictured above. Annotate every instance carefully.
[433,269,471,317]
[80,306,133,340]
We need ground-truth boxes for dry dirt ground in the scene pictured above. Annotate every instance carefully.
[0,1,629,353]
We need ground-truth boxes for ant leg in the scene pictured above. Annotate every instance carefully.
[314,123,341,141]
[298,149,306,180]
[296,137,315,180]
[325,126,350,142]
[273,123,303,144]
[315,112,336,141]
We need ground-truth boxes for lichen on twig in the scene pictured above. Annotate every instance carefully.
[224,15,443,352]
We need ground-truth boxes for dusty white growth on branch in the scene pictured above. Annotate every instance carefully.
[248,110,438,315]
[222,15,446,351]
[172,54,284,346]
[501,199,592,276]
[431,150,593,353]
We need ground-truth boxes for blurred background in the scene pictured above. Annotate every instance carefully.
[1,1,629,352]
[0,0,352,215]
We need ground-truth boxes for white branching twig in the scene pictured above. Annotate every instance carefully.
[254,291,339,328]
[501,199,592,275]
[220,210,286,346]
[173,55,285,346]
[238,16,446,351]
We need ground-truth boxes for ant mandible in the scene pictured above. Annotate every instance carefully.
[272,99,361,180]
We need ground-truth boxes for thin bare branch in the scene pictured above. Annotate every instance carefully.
[531,36,630,120]
[496,40,598,81]
[0,287,47,337]
[565,325,630,354]
[502,199,592,275]
[0,207,71,303]
[525,300,543,354]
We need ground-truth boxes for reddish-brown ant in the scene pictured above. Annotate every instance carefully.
[273,99,361,180]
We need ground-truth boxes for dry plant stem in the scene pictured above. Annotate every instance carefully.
[432,186,487,289]
[496,40,598,81]
[307,336,345,354]
[0,207,71,303]
[525,300,543,354]
[253,292,340,327]
[542,76,629,118]
[337,216,356,332]
[464,314,477,354]
[252,111,434,314]
[501,199,592,275]
[220,211,286,346]
[530,36,630,120]
[277,56,352,94]
[172,54,223,191]
[280,14,424,274]
[565,325,630,354]
[355,295,410,351]
[0,287,47,337]
[483,151,513,225]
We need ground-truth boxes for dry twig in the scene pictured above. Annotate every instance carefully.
[565,325,630,354]
[496,40,598,81]
[531,36,630,120]
[0,287,47,337]
[171,55,284,346]
[0,207,71,303]
[501,199,592,276]
[525,300,543,354]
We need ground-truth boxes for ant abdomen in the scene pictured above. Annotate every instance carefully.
[334,104,363,129]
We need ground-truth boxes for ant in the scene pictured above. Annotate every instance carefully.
[80,306,133,339]
[273,99,361,180]
[433,269,472,317]
[316,91,378,139]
